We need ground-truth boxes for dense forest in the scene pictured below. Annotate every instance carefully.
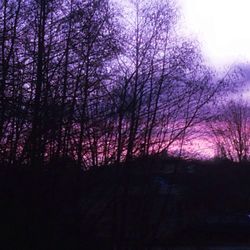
[1,0,239,168]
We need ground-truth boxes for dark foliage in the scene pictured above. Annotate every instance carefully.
[1,156,250,249]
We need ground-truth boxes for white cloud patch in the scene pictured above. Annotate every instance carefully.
[179,0,250,67]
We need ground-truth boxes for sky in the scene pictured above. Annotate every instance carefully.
[177,0,250,157]
[117,0,250,70]
[179,0,250,69]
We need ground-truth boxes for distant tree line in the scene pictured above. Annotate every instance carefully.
[0,0,229,168]
[208,99,250,163]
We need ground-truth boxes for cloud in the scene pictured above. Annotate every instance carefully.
[179,0,250,67]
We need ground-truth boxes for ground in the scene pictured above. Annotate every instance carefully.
[1,156,250,249]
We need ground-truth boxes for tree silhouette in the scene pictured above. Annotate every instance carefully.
[0,0,228,167]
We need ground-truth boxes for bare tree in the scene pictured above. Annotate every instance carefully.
[112,0,223,162]
[209,99,250,163]
[0,0,232,168]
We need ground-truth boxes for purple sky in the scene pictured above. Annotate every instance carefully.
[116,0,250,70]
